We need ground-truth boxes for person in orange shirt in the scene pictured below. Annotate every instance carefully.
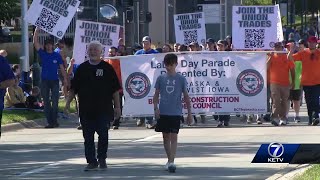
[105,47,123,130]
[267,42,295,126]
[288,36,320,126]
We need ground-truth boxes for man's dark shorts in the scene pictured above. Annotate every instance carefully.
[155,115,181,134]
[289,89,302,101]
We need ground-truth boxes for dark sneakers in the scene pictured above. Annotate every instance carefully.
[44,125,55,128]
[84,163,99,171]
[77,125,82,130]
[312,118,320,126]
[99,160,107,170]
[84,161,107,171]
[45,123,59,128]
[271,120,279,126]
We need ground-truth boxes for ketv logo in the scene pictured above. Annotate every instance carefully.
[252,143,300,164]
[267,143,284,163]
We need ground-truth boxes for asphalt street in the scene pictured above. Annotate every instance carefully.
[0,105,319,180]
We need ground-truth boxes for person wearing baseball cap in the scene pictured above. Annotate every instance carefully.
[206,38,216,51]
[134,36,158,55]
[286,39,304,124]
[188,42,200,51]
[288,36,320,126]
[134,36,158,129]
[267,41,295,126]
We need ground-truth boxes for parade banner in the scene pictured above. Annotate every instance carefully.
[120,52,267,116]
[25,0,80,38]
[174,12,207,45]
[232,6,280,50]
[73,20,120,64]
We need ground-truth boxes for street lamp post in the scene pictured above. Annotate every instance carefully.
[21,0,30,88]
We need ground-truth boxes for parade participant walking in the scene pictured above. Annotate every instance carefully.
[135,36,158,128]
[216,40,231,127]
[288,36,320,125]
[68,41,121,171]
[268,42,295,126]
[153,53,192,173]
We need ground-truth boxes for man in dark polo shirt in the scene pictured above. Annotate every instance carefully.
[68,41,121,171]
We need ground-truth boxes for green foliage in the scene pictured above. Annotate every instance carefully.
[2,110,45,125]
[0,0,20,22]
[294,165,320,180]
[2,99,77,125]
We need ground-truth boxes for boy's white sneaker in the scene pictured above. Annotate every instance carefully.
[164,162,169,171]
[168,163,176,173]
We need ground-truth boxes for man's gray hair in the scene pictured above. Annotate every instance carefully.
[88,41,103,51]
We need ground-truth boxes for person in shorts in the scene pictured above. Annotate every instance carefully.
[287,40,303,123]
[153,53,192,173]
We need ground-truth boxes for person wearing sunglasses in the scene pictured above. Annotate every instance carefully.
[287,36,320,126]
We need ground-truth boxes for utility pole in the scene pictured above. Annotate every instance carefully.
[21,0,30,86]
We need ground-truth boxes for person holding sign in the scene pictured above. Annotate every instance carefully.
[68,41,121,171]
[135,36,158,129]
[287,36,320,126]
[33,27,68,128]
[267,42,295,126]
[153,53,192,173]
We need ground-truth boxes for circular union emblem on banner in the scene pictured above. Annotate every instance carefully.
[236,69,264,97]
[125,72,151,99]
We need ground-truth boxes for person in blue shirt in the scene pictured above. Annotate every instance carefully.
[134,36,158,129]
[153,53,192,172]
[33,27,68,128]
[134,36,158,55]
[0,54,15,138]
[54,39,65,54]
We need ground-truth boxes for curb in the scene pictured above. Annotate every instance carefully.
[2,118,45,133]
[267,164,311,180]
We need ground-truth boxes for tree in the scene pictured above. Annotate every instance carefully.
[0,0,20,23]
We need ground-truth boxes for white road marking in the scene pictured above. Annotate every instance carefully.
[18,162,61,177]
[131,134,161,142]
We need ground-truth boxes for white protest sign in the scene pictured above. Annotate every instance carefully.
[232,6,279,50]
[25,0,80,38]
[73,20,120,64]
[199,4,221,24]
[276,5,284,42]
[174,12,207,45]
[120,52,267,116]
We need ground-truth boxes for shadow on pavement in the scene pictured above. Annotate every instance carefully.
[0,141,276,180]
